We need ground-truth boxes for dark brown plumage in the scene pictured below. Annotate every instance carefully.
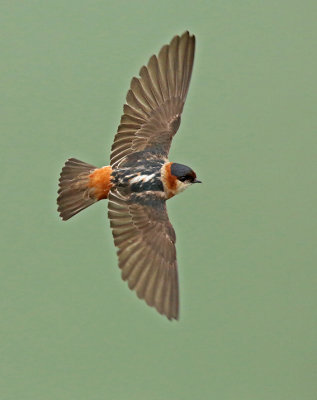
[110,31,195,167]
[108,189,179,320]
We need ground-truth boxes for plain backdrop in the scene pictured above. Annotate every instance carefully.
[1,1,316,399]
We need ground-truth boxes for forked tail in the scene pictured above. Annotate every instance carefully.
[57,158,112,221]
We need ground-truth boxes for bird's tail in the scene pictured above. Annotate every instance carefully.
[57,158,112,221]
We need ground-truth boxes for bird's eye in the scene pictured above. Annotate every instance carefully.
[178,176,187,182]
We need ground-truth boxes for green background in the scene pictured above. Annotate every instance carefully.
[1,1,316,399]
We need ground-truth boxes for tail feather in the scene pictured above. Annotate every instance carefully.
[57,158,98,221]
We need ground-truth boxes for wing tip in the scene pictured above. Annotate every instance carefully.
[122,268,179,321]
[178,30,196,41]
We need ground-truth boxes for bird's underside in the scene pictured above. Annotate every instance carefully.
[57,31,196,320]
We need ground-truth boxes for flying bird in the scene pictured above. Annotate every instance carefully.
[57,31,200,320]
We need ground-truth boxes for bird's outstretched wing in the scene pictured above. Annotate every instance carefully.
[108,188,179,320]
[110,31,195,167]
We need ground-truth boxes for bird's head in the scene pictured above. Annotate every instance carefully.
[162,162,201,198]
[171,163,201,185]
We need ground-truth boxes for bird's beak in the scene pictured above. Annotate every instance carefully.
[193,179,202,183]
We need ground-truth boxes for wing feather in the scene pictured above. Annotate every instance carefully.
[108,188,179,320]
[110,32,195,167]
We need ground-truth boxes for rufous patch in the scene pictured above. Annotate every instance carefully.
[165,162,177,190]
[161,162,178,199]
[88,166,113,200]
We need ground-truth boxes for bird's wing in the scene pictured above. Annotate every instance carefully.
[108,188,179,320]
[110,31,195,168]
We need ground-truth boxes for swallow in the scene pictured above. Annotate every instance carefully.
[57,31,200,320]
